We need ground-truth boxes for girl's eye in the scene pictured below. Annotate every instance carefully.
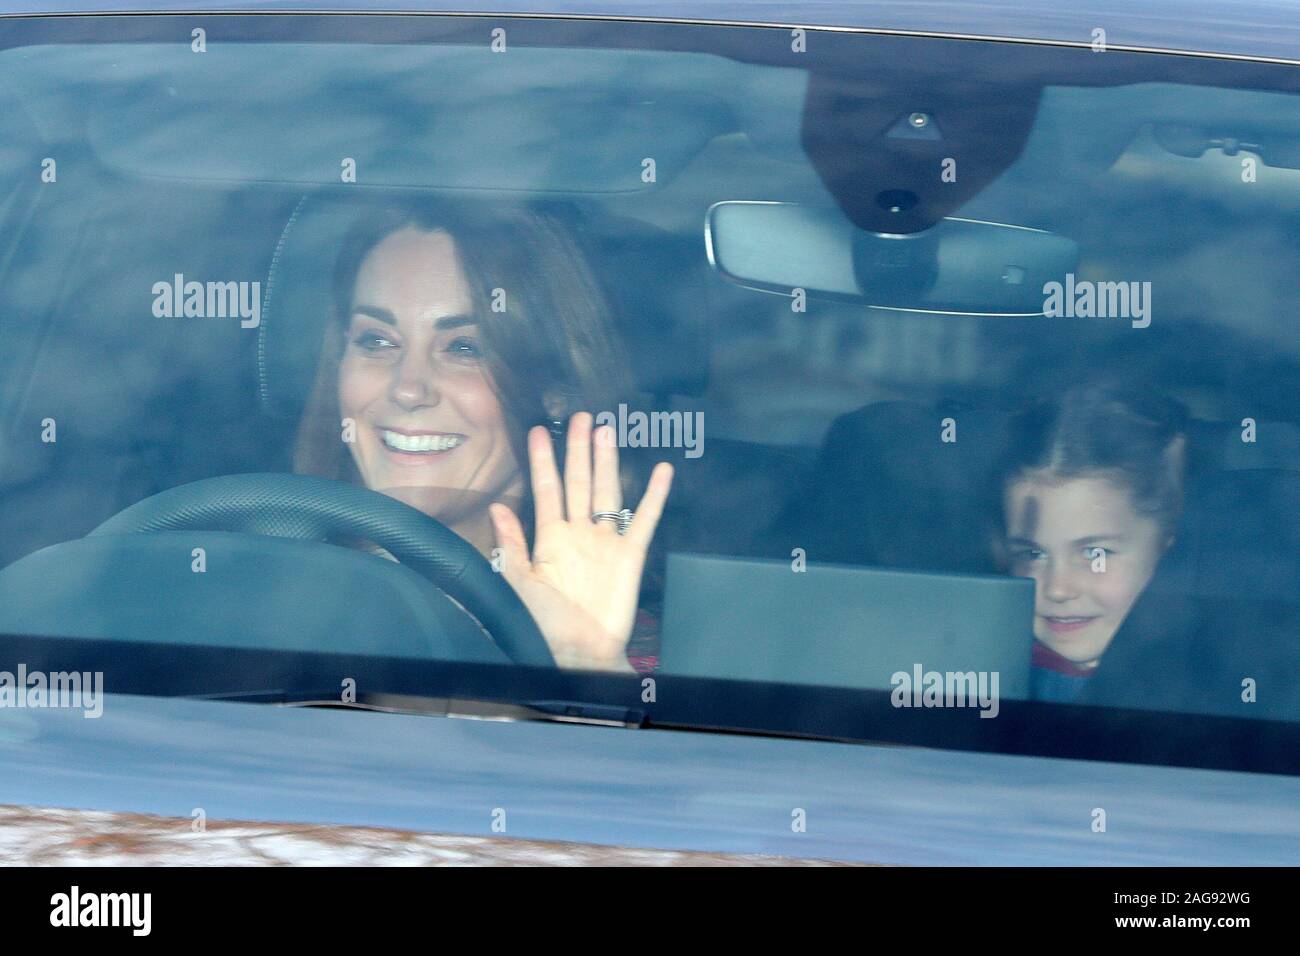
[1010,547,1044,564]
[352,329,398,352]
[1084,546,1112,560]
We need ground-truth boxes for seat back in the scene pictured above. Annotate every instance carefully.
[769,400,1010,573]
[1086,468,1300,719]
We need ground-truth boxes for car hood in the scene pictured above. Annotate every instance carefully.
[1,693,1298,864]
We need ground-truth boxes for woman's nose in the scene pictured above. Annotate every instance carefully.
[389,351,440,410]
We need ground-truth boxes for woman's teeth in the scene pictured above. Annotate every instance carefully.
[381,430,463,453]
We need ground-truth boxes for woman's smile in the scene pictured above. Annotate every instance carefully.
[376,426,466,463]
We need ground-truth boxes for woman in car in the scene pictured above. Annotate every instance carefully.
[997,384,1188,701]
[293,200,673,673]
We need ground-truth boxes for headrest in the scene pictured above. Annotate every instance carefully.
[258,193,358,421]
[1086,467,1300,716]
[258,192,709,423]
[1187,418,1300,472]
[571,208,710,400]
[774,400,1009,573]
[1180,468,1300,599]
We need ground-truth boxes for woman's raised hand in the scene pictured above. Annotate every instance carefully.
[488,412,673,672]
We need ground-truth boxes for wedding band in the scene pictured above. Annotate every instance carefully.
[592,509,635,534]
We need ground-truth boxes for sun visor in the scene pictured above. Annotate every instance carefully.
[14,43,732,192]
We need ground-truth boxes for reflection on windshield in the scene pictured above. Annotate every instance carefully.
[0,22,1295,732]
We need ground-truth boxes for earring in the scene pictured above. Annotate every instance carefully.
[546,386,576,439]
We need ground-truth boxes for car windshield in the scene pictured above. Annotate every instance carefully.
[0,15,1297,750]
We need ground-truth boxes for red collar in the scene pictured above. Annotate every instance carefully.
[1032,641,1096,677]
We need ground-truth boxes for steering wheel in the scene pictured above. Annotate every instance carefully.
[89,473,555,667]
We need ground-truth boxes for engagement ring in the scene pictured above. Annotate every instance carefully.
[592,509,635,535]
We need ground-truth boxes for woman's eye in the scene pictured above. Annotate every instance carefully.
[444,335,484,361]
[1010,547,1044,564]
[352,330,397,352]
[1084,546,1112,560]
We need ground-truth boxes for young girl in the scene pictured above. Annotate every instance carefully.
[998,385,1188,702]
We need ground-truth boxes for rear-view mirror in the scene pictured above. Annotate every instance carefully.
[706,201,1079,315]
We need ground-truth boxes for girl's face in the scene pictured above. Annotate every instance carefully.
[337,227,524,524]
[1004,473,1168,667]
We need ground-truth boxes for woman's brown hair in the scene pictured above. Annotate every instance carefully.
[293,198,635,527]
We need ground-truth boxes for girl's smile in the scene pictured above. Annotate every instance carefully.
[1042,615,1100,635]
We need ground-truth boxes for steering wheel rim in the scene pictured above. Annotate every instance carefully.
[89,473,555,667]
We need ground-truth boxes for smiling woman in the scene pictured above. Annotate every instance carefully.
[334,227,530,535]
[293,199,674,671]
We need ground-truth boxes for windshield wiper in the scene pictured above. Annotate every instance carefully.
[194,689,646,729]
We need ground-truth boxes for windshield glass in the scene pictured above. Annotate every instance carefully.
[0,15,1297,740]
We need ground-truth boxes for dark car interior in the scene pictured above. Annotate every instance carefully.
[0,19,1297,722]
